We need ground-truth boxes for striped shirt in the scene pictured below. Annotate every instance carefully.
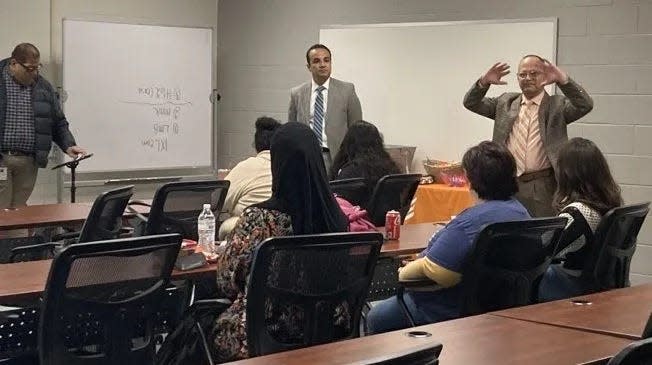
[506,91,551,174]
[2,65,35,153]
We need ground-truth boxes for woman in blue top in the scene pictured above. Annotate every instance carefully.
[367,141,530,334]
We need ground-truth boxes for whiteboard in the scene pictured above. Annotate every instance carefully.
[63,19,213,172]
[320,19,556,171]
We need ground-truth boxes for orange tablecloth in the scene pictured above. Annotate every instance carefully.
[405,184,473,224]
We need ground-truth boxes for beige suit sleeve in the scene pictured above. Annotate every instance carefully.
[347,84,362,126]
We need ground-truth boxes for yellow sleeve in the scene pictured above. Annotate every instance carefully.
[398,257,461,288]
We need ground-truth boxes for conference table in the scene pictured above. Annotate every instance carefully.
[0,171,229,232]
[222,314,633,365]
[0,202,150,231]
[490,284,652,340]
[405,183,473,224]
[0,223,437,303]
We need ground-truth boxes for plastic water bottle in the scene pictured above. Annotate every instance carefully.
[197,204,216,254]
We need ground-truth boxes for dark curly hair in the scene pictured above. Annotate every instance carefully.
[330,120,400,183]
[254,116,282,152]
[554,137,622,214]
[462,141,518,201]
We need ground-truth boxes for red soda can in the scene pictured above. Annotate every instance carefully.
[385,210,401,240]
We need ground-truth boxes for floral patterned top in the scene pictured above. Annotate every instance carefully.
[211,206,292,362]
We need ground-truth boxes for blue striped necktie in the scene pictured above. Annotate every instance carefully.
[313,85,325,144]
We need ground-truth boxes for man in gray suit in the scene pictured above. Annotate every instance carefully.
[288,44,362,159]
[463,55,593,217]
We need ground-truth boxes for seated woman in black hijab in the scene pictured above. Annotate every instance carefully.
[329,120,401,207]
[211,122,348,362]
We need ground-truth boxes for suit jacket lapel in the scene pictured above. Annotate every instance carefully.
[537,92,550,145]
[503,95,522,142]
[325,78,339,128]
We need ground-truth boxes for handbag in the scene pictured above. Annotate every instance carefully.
[335,195,377,232]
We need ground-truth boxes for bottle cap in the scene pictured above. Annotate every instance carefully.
[203,203,211,209]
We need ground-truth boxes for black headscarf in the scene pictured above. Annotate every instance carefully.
[254,122,348,235]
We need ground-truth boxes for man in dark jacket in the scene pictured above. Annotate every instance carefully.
[0,43,86,209]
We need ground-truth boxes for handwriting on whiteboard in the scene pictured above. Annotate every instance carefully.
[119,86,193,153]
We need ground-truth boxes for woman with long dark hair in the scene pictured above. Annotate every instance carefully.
[211,122,348,362]
[330,120,400,206]
[539,137,623,301]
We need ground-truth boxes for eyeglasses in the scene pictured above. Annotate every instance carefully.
[517,71,541,79]
[17,62,42,73]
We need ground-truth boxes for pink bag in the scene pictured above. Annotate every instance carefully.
[335,195,377,232]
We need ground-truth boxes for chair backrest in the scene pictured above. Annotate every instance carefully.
[77,185,134,243]
[0,307,39,361]
[460,217,567,315]
[39,234,181,365]
[583,202,650,291]
[366,256,401,302]
[145,180,230,240]
[330,178,368,207]
[366,174,422,226]
[246,232,383,357]
[365,342,443,365]
[607,337,652,365]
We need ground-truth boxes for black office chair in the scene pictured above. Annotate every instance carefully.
[607,338,652,365]
[9,186,134,262]
[129,180,229,241]
[366,256,401,302]
[330,177,368,207]
[366,174,421,226]
[397,217,567,326]
[157,232,383,365]
[579,202,650,293]
[0,307,39,364]
[366,342,443,365]
[247,232,383,356]
[38,233,181,365]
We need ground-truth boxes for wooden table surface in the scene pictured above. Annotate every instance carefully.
[0,257,217,303]
[490,284,652,340]
[378,222,439,257]
[223,314,632,365]
[0,223,436,302]
[0,202,150,230]
[0,203,96,230]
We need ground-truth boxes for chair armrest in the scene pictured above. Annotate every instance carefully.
[10,242,60,262]
[51,231,81,241]
[128,199,152,208]
[126,200,150,222]
[187,298,232,319]
[398,278,444,292]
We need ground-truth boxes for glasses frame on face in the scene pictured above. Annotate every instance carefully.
[517,71,542,80]
[16,61,42,73]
